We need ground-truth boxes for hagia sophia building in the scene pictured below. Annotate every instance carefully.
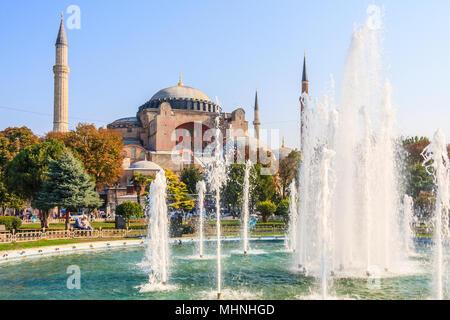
[51,15,307,213]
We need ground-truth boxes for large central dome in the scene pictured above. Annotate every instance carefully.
[138,76,219,113]
[151,85,212,102]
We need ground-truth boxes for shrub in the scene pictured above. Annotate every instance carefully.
[276,198,290,220]
[0,216,22,231]
[256,200,277,223]
[115,201,143,228]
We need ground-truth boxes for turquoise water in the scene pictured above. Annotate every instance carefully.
[0,241,443,300]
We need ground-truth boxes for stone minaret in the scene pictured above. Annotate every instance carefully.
[300,53,309,142]
[253,89,261,141]
[53,13,70,133]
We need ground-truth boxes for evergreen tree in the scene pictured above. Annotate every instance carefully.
[180,166,203,194]
[32,151,102,229]
[221,163,246,214]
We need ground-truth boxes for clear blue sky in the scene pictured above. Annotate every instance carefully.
[0,0,449,148]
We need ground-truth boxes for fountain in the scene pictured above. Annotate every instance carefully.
[402,194,416,255]
[296,6,411,298]
[196,181,207,259]
[286,180,298,252]
[140,170,170,290]
[205,116,228,300]
[421,129,449,300]
[242,160,252,254]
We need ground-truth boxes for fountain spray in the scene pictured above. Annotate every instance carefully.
[316,148,336,299]
[286,180,298,252]
[143,170,170,287]
[206,116,228,300]
[242,160,252,255]
[402,194,415,256]
[296,6,411,299]
[422,129,449,300]
[196,180,206,258]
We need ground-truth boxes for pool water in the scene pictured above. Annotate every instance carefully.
[0,241,444,300]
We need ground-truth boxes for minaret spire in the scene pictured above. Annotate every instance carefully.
[253,88,261,141]
[53,14,70,132]
[56,13,68,46]
[300,52,309,146]
[301,52,309,94]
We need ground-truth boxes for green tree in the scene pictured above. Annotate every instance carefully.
[252,164,278,203]
[115,201,143,229]
[256,200,277,223]
[414,192,435,219]
[406,162,435,198]
[32,151,103,229]
[5,139,66,202]
[130,172,153,206]
[0,126,38,214]
[165,169,194,212]
[277,150,301,198]
[402,136,436,200]
[222,163,245,213]
[0,182,25,216]
[180,166,202,194]
[275,198,290,220]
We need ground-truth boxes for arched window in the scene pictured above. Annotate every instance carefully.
[130,148,136,160]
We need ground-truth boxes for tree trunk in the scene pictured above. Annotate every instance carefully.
[136,187,141,207]
[263,213,270,223]
[65,211,70,230]
[114,184,119,211]
[40,210,50,229]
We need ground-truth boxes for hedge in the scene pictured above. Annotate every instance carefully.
[0,216,22,231]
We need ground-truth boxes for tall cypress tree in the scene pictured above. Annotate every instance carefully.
[33,151,103,229]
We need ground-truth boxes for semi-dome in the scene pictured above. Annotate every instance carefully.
[129,160,162,171]
[151,85,212,102]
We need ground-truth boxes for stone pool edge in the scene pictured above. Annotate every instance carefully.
[0,236,286,263]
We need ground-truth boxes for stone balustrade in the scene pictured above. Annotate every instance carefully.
[0,228,146,244]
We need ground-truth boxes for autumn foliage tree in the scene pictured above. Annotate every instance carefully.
[165,169,194,212]
[46,123,124,190]
[277,150,301,198]
[0,126,38,167]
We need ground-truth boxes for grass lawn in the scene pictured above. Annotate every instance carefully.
[19,221,148,230]
[208,220,285,227]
